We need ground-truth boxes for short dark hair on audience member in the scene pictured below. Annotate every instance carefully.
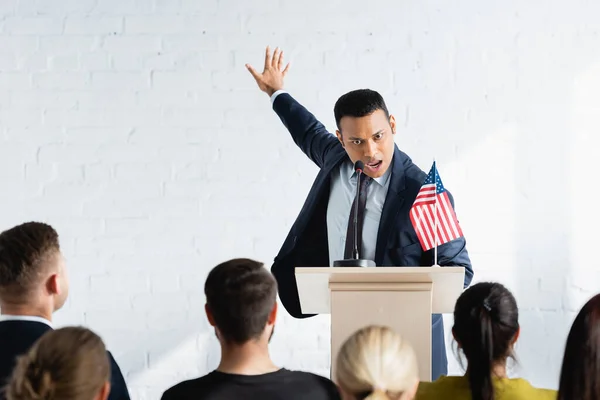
[5,326,110,400]
[333,89,391,131]
[452,282,519,400]
[557,293,600,400]
[0,222,60,302]
[204,258,278,344]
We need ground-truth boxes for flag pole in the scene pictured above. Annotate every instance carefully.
[433,159,438,266]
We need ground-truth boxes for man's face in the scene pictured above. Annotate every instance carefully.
[335,110,396,179]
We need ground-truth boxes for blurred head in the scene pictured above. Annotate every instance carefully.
[0,222,69,314]
[204,258,278,346]
[334,89,397,179]
[5,326,110,400]
[452,282,520,400]
[335,325,419,400]
[557,293,600,400]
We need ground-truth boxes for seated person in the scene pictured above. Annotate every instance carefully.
[0,222,129,400]
[335,325,419,400]
[4,326,111,400]
[557,293,600,400]
[416,282,556,400]
[161,258,341,400]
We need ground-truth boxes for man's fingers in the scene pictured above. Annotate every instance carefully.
[264,45,271,70]
[272,47,281,68]
[277,50,284,70]
[282,62,291,76]
[245,64,261,81]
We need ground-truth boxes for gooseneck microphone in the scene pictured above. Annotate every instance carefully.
[333,160,376,267]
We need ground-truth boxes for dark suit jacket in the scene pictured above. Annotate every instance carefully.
[270,92,474,379]
[0,320,130,400]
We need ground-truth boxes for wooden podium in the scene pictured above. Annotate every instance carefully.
[295,266,465,382]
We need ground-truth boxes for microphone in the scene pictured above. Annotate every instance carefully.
[333,160,376,267]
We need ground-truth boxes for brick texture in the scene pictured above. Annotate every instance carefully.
[2,0,600,398]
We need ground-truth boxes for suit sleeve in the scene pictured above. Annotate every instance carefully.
[272,92,340,168]
[429,190,474,288]
[106,351,131,400]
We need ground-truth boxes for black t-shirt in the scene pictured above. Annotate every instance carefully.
[161,368,341,400]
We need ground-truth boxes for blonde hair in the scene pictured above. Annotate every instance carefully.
[5,326,110,400]
[335,325,418,400]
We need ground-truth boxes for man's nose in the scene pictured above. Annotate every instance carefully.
[364,140,377,157]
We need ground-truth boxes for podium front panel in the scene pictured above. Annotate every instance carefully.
[329,281,433,382]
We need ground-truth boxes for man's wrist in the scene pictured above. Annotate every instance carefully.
[270,89,287,104]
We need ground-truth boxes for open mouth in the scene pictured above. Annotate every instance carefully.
[365,160,383,171]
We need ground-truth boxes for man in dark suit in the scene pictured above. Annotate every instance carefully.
[246,46,474,379]
[0,222,130,400]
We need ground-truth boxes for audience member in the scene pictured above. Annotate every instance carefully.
[161,257,341,400]
[0,222,129,400]
[335,325,419,400]
[4,326,110,400]
[416,282,555,400]
[557,293,600,400]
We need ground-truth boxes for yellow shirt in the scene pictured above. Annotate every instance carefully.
[416,375,557,400]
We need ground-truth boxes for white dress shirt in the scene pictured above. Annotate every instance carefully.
[270,90,392,265]
[0,314,53,327]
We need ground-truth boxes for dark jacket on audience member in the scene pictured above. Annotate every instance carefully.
[0,320,130,400]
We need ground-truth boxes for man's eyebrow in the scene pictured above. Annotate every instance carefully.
[347,130,385,141]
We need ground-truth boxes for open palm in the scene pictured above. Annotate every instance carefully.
[246,46,290,96]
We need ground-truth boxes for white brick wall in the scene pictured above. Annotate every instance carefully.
[2,0,600,398]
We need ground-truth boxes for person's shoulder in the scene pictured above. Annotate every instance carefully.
[394,150,426,188]
[535,388,558,399]
[280,370,340,398]
[417,376,468,398]
[507,379,557,399]
[161,379,201,400]
[0,320,51,336]
[0,321,49,358]
[161,374,216,400]
[279,369,329,383]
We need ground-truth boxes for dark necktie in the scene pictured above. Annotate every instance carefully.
[344,174,372,259]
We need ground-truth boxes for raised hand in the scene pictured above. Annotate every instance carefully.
[246,46,290,96]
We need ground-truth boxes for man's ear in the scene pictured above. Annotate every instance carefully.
[336,130,345,147]
[46,274,60,296]
[267,302,278,325]
[95,381,110,400]
[389,114,397,135]
[205,304,216,327]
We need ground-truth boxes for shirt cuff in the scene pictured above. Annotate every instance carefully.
[270,89,287,105]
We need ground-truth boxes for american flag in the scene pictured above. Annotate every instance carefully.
[409,161,463,251]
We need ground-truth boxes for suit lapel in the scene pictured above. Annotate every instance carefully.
[375,146,408,264]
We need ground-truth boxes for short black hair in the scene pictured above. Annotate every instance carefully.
[0,222,61,302]
[333,89,390,130]
[204,258,277,344]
